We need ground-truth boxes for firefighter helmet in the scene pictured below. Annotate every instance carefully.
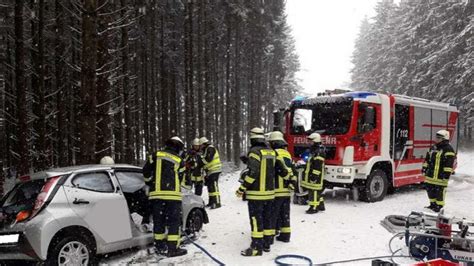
[250,127,265,139]
[100,156,115,165]
[268,131,285,142]
[436,130,450,140]
[307,132,322,143]
[192,138,200,146]
[167,136,185,151]
[199,137,209,145]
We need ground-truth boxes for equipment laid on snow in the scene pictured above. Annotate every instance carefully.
[273,91,459,202]
[382,210,474,264]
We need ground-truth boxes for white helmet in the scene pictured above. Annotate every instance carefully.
[192,138,200,146]
[199,137,209,145]
[170,136,184,145]
[307,132,321,143]
[268,131,285,142]
[100,156,115,165]
[250,127,265,139]
[436,129,450,140]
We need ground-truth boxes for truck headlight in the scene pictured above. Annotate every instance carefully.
[337,167,352,174]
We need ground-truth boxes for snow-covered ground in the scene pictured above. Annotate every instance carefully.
[99,151,473,265]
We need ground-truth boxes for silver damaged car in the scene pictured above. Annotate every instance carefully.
[0,164,208,265]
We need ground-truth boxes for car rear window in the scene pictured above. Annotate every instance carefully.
[1,180,45,210]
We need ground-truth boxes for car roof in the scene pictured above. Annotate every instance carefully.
[23,164,142,181]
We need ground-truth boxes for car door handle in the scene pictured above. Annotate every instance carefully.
[73,198,90,205]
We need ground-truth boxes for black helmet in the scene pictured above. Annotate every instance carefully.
[165,136,185,151]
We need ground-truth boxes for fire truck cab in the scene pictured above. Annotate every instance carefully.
[274,91,459,202]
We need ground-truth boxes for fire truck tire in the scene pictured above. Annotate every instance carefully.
[360,169,388,202]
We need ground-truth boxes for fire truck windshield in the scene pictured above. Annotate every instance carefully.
[291,100,353,135]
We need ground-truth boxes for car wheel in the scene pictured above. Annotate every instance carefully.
[186,208,204,234]
[360,169,388,202]
[46,235,95,266]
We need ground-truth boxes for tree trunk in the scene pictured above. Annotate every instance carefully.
[30,0,47,171]
[225,15,232,161]
[15,0,29,175]
[232,16,241,164]
[55,0,67,166]
[78,0,98,165]
[96,0,112,161]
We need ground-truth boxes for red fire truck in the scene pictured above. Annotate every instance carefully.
[273,91,459,202]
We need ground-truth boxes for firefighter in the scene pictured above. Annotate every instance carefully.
[422,129,456,213]
[268,131,296,243]
[199,137,223,209]
[143,136,187,257]
[236,127,288,256]
[302,133,326,214]
[184,138,204,196]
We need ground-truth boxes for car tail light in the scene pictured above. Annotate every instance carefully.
[16,210,31,222]
[19,175,31,182]
[30,175,62,219]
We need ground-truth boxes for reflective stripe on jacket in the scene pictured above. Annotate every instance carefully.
[143,149,185,200]
[423,141,455,187]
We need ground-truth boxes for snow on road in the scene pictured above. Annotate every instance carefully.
[101,151,474,265]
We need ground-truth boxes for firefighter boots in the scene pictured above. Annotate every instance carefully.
[306,206,318,214]
[167,247,187,257]
[317,201,325,211]
[241,247,262,256]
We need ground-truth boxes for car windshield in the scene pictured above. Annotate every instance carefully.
[291,99,353,135]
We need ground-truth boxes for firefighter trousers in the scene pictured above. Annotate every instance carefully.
[425,183,447,209]
[205,173,221,205]
[247,200,274,250]
[193,181,204,196]
[274,196,291,241]
[307,189,324,208]
[150,199,182,251]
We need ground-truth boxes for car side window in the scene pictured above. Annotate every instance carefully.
[72,172,114,193]
[115,171,145,193]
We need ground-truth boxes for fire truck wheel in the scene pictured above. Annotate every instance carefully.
[360,169,388,202]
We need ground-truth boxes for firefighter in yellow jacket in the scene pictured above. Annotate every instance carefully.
[422,129,456,213]
[302,132,326,214]
[199,137,223,209]
[268,131,296,243]
[184,138,204,196]
[236,127,288,256]
[143,136,187,257]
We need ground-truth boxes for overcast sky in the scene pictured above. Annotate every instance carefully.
[286,0,379,94]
